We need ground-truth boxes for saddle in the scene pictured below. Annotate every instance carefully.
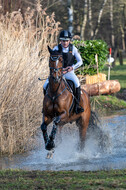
[65,79,76,114]
[65,79,76,96]
[45,79,76,96]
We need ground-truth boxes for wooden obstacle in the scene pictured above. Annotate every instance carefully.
[81,80,121,96]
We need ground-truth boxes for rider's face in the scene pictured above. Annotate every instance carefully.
[61,40,70,48]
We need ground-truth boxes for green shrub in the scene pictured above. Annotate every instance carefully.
[73,40,109,75]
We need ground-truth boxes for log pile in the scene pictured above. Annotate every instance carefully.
[81,80,121,96]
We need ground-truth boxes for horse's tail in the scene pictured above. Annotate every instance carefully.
[89,110,100,129]
[88,110,110,151]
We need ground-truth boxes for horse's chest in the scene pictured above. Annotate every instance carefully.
[49,99,66,113]
[44,99,60,113]
[44,91,71,116]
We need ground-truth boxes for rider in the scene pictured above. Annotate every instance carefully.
[43,30,84,114]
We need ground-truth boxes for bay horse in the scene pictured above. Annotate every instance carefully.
[41,46,91,158]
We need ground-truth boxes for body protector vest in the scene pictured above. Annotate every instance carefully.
[58,44,75,68]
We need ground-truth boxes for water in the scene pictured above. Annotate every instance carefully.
[0,110,126,171]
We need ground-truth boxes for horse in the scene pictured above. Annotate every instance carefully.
[40,46,91,158]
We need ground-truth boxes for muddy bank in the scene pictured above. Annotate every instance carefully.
[116,89,126,101]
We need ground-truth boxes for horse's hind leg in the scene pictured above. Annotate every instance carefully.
[76,115,89,150]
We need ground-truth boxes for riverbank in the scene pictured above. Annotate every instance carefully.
[90,93,126,116]
[0,169,126,189]
[89,60,126,115]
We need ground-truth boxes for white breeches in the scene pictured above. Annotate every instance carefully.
[43,70,80,90]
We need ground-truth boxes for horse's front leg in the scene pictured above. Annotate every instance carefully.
[40,116,52,150]
[41,121,48,145]
[46,122,57,151]
[54,110,68,125]
[46,111,67,151]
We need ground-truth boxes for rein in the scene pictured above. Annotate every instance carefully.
[47,83,67,102]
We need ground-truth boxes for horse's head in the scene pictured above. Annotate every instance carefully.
[48,46,63,83]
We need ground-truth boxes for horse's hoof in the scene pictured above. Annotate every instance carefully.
[54,116,60,125]
[46,149,55,159]
[45,140,55,151]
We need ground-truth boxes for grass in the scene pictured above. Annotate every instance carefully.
[0,169,126,189]
[90,95,126,115]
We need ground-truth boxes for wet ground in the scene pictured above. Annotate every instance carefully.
[0,110,126,171]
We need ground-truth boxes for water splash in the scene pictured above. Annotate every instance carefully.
[0,113,126,171]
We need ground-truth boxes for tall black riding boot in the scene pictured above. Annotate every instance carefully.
[43,88,46,96]
[75,87,84,114]
[42,89,46,113]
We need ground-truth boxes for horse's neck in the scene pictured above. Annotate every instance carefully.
[49,79,64,94]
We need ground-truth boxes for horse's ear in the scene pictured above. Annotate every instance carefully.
[48,46,53,54]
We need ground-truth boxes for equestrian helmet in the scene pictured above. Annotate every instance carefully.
[59,30,72,40]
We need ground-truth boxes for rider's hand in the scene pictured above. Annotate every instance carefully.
[67,66,73,72]
[62,66,73,74]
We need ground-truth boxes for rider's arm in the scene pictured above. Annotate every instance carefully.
[72,46,83,70]
[53,46,58,51]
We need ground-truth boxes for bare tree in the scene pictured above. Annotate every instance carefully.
[92,0,108,39]
[1,0,22,14]
[67,0,74,35]
[88,0,93,38]
[110,0,114,48]
[81,0,88,40]
[121,3,126,51]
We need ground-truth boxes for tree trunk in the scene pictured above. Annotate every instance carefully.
[67,0,74,35]
[118,49,123,65]
[110,0,115,48]
[112,47,118,67]
[92,0,108,39]
[81,0,88,40]
[88,0,93,38]
[124,4,126,51]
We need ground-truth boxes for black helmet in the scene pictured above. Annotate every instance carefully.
[59,30,72,40]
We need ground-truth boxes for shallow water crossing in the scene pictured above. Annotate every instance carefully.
[0,110,126,171]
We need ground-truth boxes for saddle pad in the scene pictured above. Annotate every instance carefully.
[66,79,76,95]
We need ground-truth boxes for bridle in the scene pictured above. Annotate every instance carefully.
[48,54,74,103]
[47,54,68,102]
[49,55,63,83]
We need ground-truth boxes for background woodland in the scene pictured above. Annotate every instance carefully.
[1,0,126,64]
